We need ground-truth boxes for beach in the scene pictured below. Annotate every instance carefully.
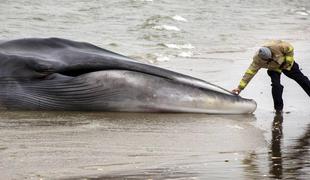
[0,0,309,179]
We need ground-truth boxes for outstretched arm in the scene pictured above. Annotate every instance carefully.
[232,58,261,95]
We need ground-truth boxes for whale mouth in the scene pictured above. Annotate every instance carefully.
[56,66,235,97]
[58,68,102,77]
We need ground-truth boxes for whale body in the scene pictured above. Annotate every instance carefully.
[0,38,256,114]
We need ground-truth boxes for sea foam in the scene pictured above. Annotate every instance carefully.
[154,53,171,62]
[153,25,181,31]
[133,0,153,2]
[172,15,188,22]
[296,11,308,16]
[164,43,195,49]
[178,51,193,58]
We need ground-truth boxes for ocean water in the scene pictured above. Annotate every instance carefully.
[1,0,310,62]
[0,0,309,179]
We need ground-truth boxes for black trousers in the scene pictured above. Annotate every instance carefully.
[267,62,310,111]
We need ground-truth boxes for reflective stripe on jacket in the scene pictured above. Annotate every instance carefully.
[238,40,294,90]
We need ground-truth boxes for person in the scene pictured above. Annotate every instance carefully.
[232,40,310,113]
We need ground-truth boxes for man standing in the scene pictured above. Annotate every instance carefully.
[232,40,310,113]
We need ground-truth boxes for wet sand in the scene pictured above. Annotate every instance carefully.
[0,112,265,179]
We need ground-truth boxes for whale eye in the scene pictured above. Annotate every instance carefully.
[33,63,53,72]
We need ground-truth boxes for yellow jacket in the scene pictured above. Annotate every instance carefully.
[238,40,294,90]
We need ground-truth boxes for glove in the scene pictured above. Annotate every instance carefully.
[231,88,241,95]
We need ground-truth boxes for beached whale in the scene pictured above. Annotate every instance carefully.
[0,38,256,114]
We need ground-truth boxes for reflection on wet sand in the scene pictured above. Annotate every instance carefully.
[242,113,310,179]
[269,113,283,179]
[269,113,310,179]
[242,152,263,179]
[284,123,310,179]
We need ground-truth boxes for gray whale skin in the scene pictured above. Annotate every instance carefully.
[0,38,256,114]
